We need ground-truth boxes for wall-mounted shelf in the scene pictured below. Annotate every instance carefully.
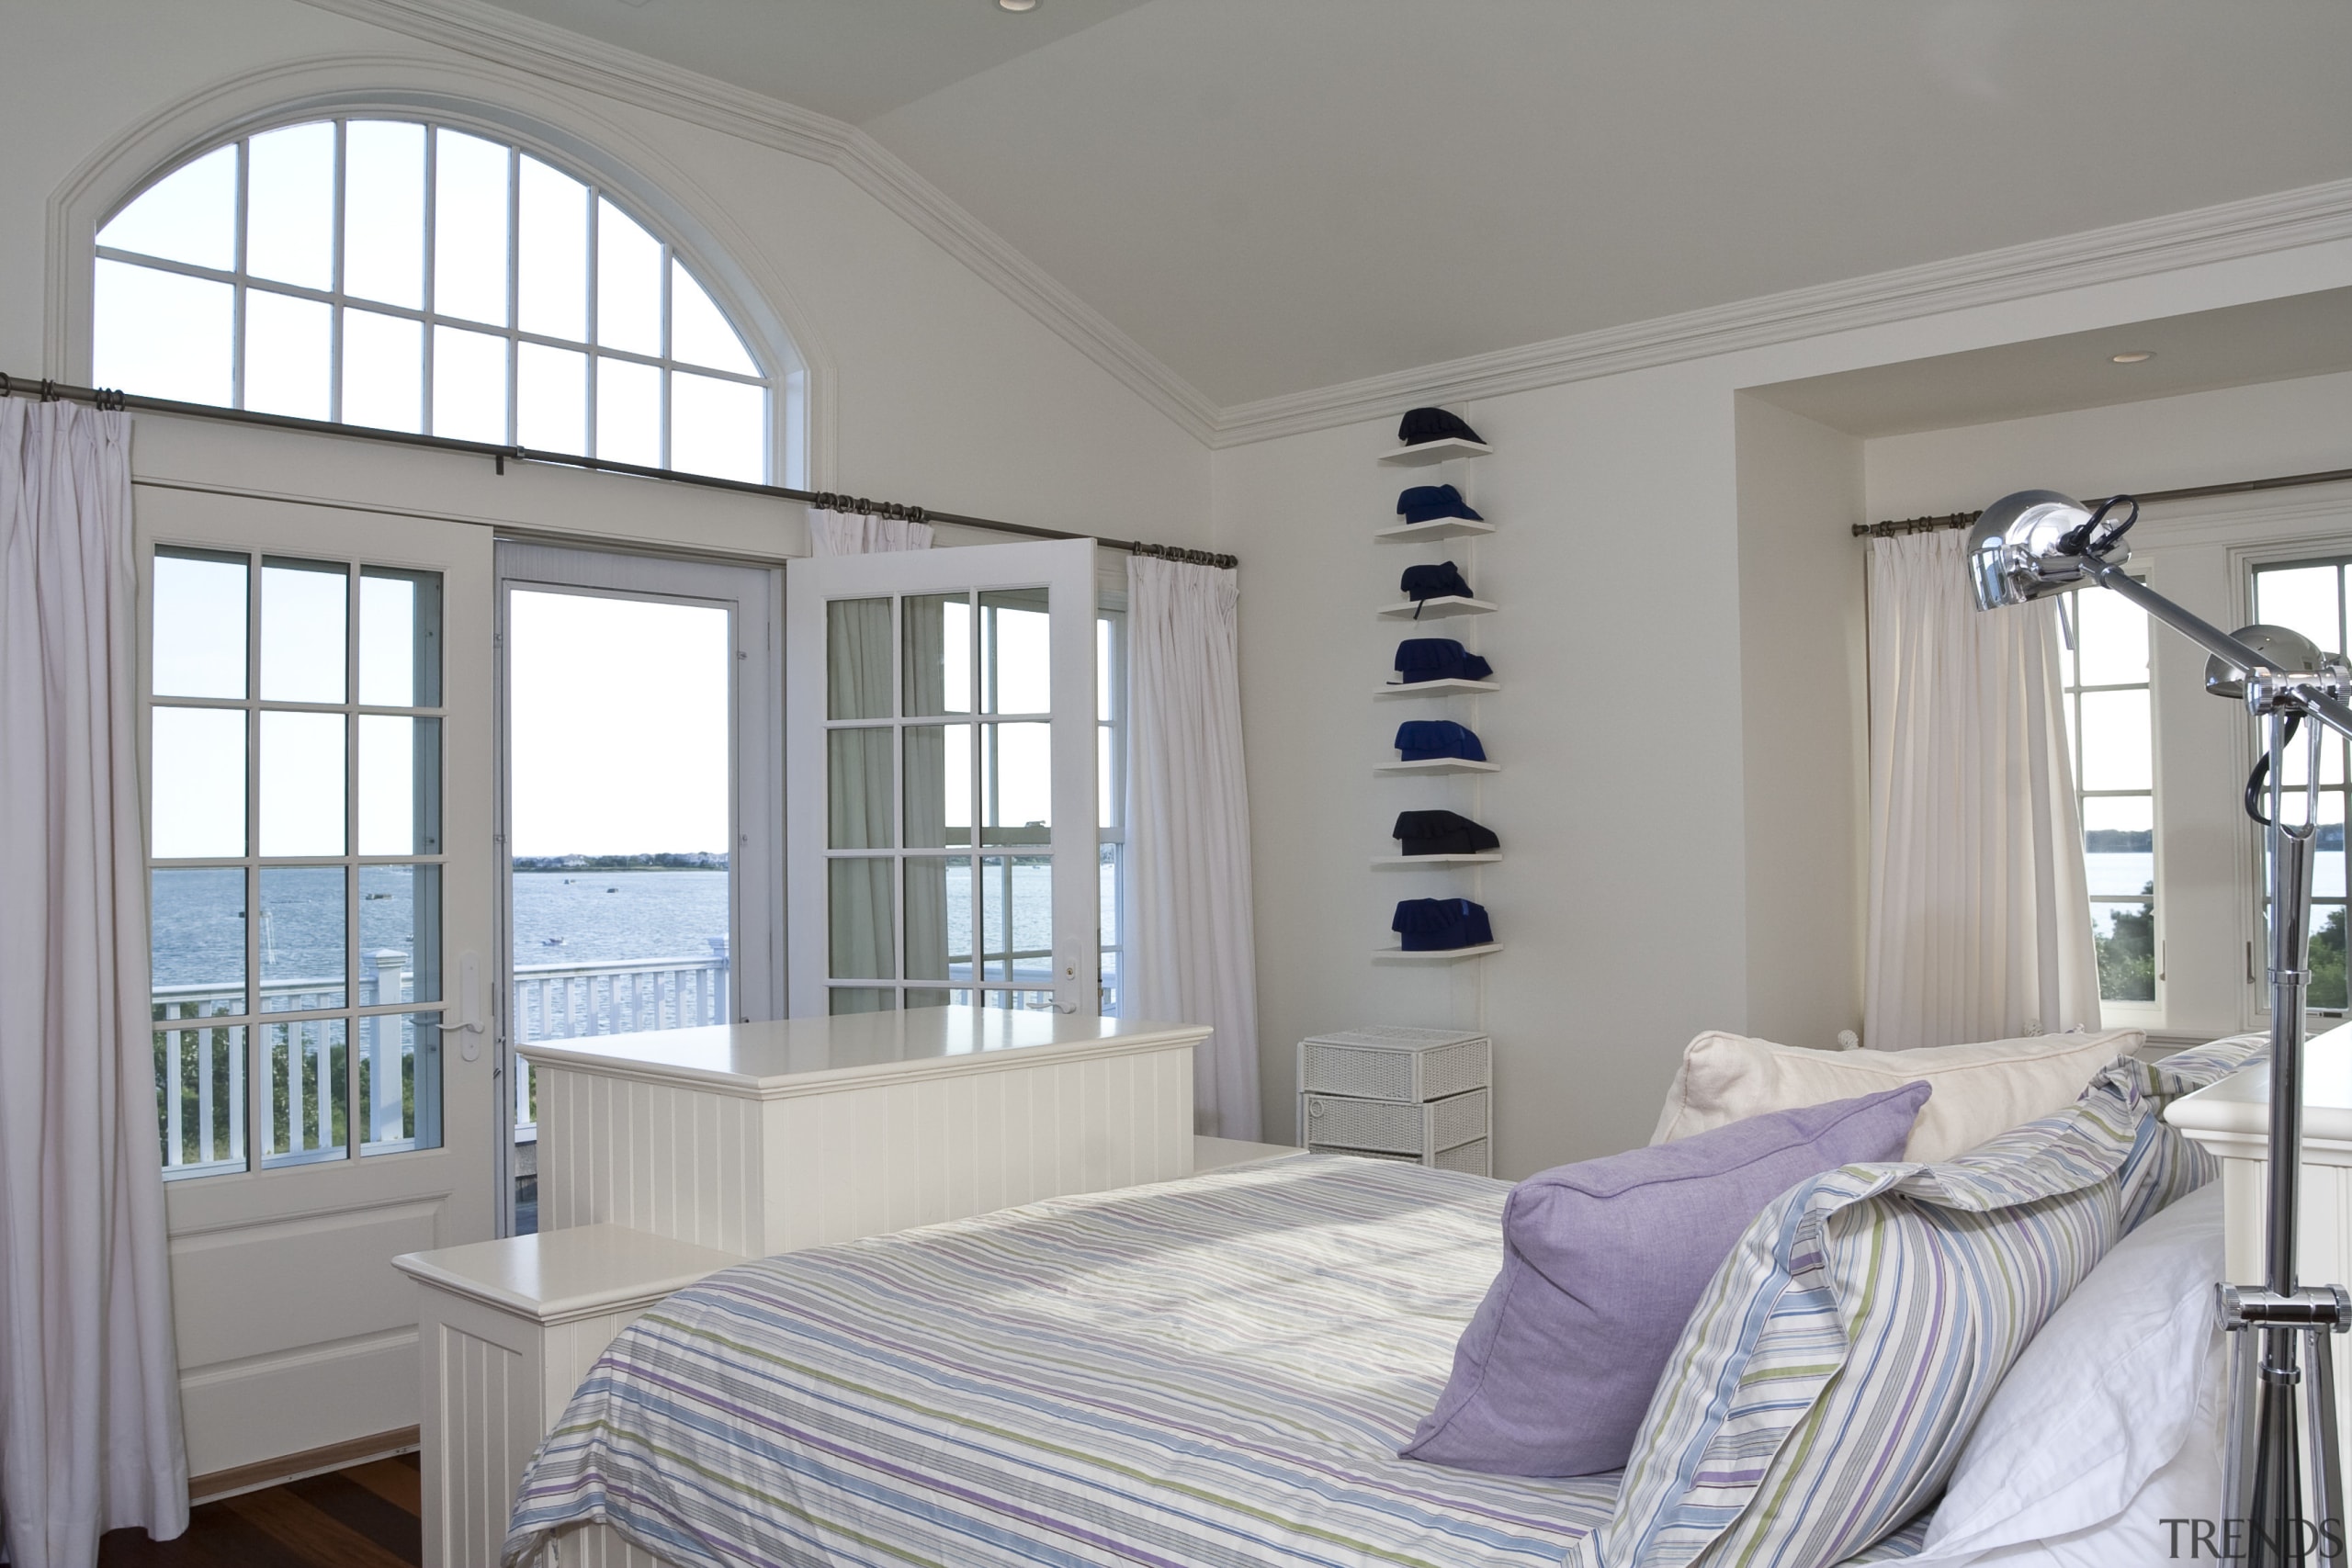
[1374,943,1504,964]
[1375,678,1500,699]
[1372,853,1501,868]
[1376,758,1499,777]
[1377,438,1493,468]
[1376,518,1496,544]
[1377,596,1496,621]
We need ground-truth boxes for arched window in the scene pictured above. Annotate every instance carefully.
[94,118,772,483]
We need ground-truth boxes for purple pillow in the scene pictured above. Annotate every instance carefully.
[1400,1079,1930,1477]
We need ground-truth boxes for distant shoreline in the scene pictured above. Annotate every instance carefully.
[513,856,729,873]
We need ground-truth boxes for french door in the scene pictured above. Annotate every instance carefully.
[494,543,782,1233]
[786,539,1099,1017]
[139,487,495,1484]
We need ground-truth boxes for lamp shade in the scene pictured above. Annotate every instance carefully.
[2205,625,2327,698]
[1964,491,2128,611]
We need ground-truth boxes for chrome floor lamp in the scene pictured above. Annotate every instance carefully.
[1970,491,2349,1566]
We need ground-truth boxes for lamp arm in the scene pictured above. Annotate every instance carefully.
[2085,559,2270,679]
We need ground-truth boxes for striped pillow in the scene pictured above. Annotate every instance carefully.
[1579,1038,2263,1568]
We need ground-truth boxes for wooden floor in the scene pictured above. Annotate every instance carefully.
[98,1452,421,1568]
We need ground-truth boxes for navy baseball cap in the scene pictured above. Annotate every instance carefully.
[1394,638,1494,683]
[1397,407,1485,447]
[1392,897,1495,952]
[1394,719,1487,762]
[1396,484,1483,525]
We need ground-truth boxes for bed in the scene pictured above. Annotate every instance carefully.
[504,1154,1931,1568]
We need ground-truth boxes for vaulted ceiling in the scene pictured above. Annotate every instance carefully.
[480,0,2352,410]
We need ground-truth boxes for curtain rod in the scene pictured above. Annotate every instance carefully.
[0,373,1239,570]
[1853,467,2352,539]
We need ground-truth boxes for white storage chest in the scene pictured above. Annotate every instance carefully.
[1296,1026,1492,1176]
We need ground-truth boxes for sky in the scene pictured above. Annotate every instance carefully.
[507,589,730,857]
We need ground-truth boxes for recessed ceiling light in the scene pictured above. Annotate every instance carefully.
[2110,350,2155,365]
[999,0,1037,10]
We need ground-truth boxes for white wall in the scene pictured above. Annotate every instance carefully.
[1216,260,2352,1178]
[1735,398,1868,1050]
[2,0,1214,553]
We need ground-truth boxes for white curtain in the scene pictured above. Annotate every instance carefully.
[807,508,933,556]
[1126,557,1261,1139]
[0,401,188,1564]
[1864,528,2100,1051]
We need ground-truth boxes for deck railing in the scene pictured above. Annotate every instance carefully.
[153,943,730,1176]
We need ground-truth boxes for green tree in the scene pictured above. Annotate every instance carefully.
[2097,883,2156,1003]
[2311,906,2348,1010]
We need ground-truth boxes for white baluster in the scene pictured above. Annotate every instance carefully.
[195,1024,214,1165]
[161,1027,185,1170]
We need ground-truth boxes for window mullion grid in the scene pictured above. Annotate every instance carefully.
[423,124,441,440]
[231,138,250,412]
[505,142,522,448]
[330,120,346,425]
[342,560,361,1160]
[244,552,266,1168]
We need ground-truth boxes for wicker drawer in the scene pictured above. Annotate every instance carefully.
[1302,1088,1487,1156]
[1298,1028,1489,1104]
[1306,1138,1492,1178]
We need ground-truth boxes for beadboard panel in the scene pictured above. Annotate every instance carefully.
[426,1312,537,1568]
[758,1041,1195,1252]
[539,1067,764,1254]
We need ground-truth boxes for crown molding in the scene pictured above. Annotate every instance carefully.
[1207,177,2352,448]
[289,0,1222,445]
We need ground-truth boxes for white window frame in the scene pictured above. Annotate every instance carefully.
[2060,576,2164,1031]
[2246,547,2352,1025]
[92,114,775,476]
[1098,598,1128,1015]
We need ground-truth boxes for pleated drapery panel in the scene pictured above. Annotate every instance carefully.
[807,509,933,557]
[1863,528,2100,1051]
[1126,557,1261,1139]
[0,400,190,1564]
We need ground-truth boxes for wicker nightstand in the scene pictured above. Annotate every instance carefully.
[1296,1026,1491,1176]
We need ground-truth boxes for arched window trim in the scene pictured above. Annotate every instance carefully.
[74,89,808,487]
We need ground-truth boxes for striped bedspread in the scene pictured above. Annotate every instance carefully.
[505,1155,1928,1568]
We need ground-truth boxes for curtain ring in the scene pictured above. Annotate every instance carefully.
[39,379,58,402]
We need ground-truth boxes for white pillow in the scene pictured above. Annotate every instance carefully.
[1649,1027,2144,1162]
[1911,1181,2225,1566]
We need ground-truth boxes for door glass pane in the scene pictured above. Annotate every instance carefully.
[153,866,245,1018]
[260,559,347,703]
[981,721,1051,845]
[258,864,345,1010]
[905,856,968,982]
[155,1021,244,1176]
[243,291,331,420]
[245,121,334,289]
[432,324,509,445]
[2077,692,2152,793]
[904,594,971,716]
[517,343,586,453]
[829,987,896,1015]
[151,706,246,858]
[344,121,425,310]
[258,711,345,856]
[828,859,894,979]
[2257,566,2341,656]
[903,724,969,850]
[595,356,662,467]
[2072,588,2148,687]
[360,863,440,1003]
[94,262,232,406]
[360,1012,442,1154]
[595,197,662,355]
[981,589,1051,713]
[341,309,423,432]
[434,129,510,326]
[828,728,893,849]
[153,550,247,699]
[359,715,438,854]
[516,155,589,342]
[670,373,763,483]
[263,1015,346,1166]
[978,854,1052,984]
[826,599,893,719]
[100,145,236,268]
[2081,795,2154,898]
[359,569,441,707]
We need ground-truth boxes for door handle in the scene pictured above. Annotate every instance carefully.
[456,951,486,1059]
